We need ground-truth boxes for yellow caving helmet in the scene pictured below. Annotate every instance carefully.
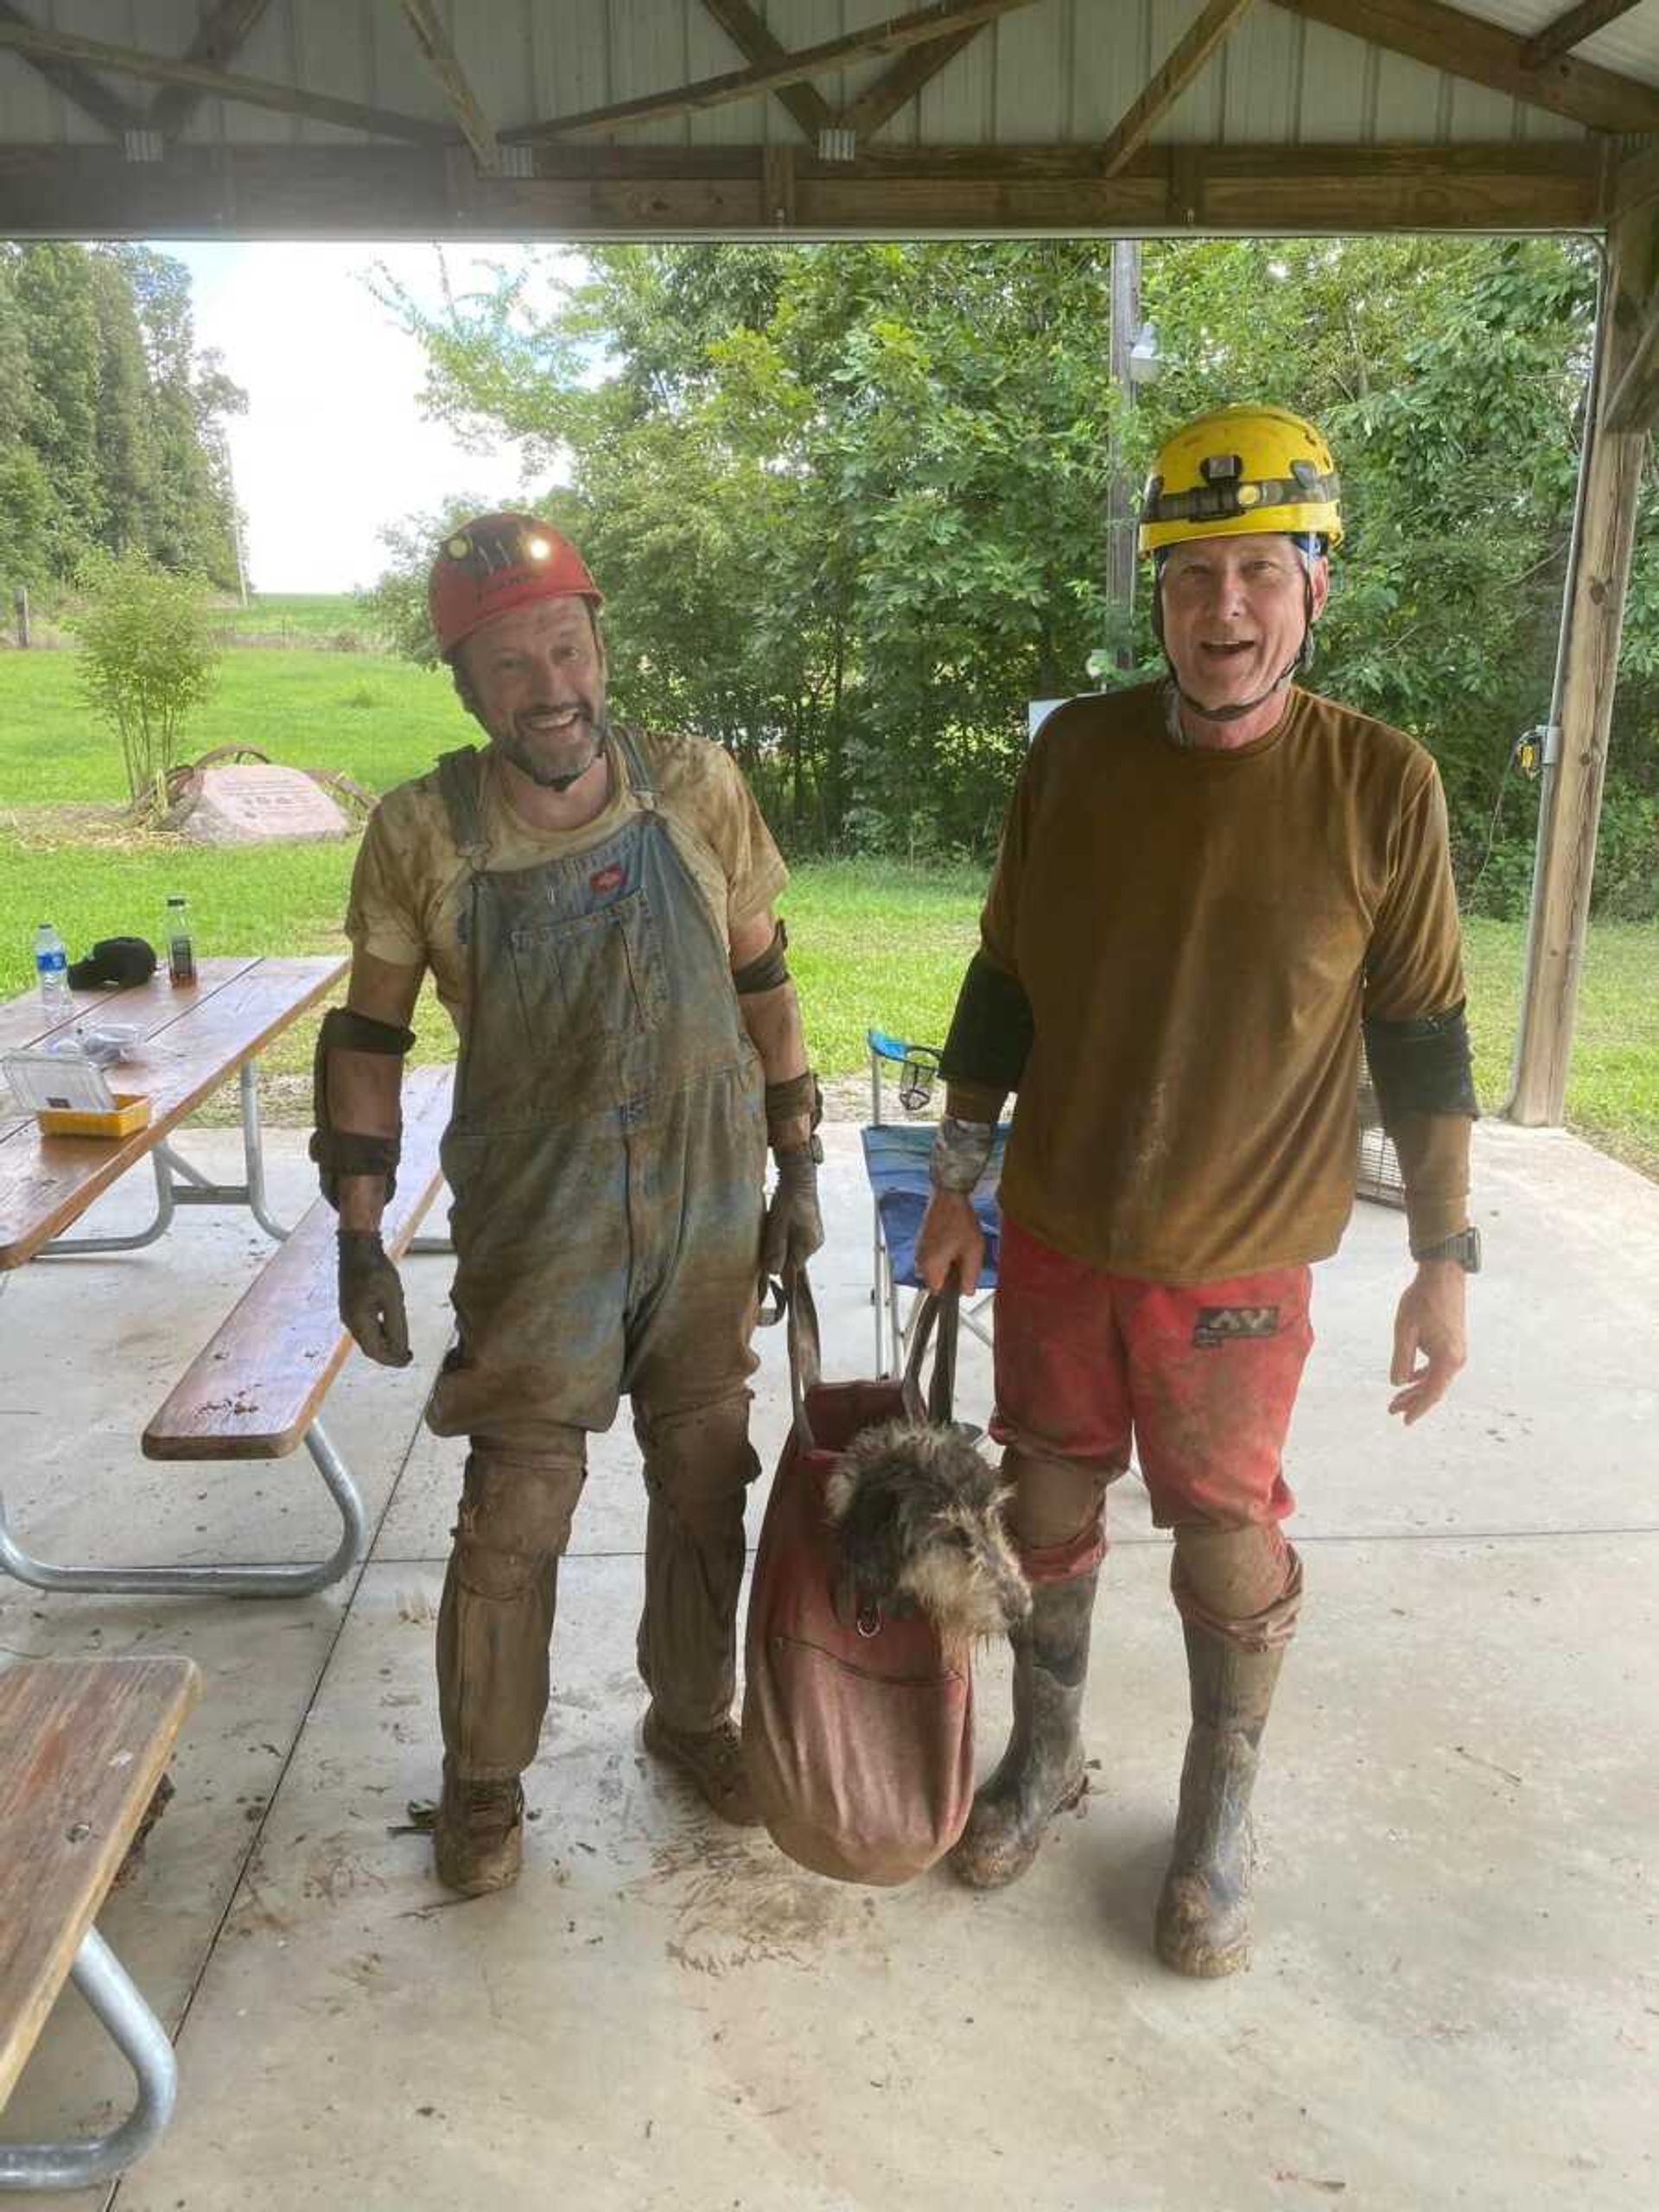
[1139,404,1344,557]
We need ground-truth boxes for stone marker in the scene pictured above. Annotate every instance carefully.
[179,764,350,845]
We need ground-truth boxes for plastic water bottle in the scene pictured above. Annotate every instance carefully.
[165,893,196,986]
[34,922,71,1016]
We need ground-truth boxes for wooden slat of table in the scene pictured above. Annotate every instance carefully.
[0,958,265,1147]
[143,1065,452,1460]
[0,1656,200,2108]
[0,954,346,1268]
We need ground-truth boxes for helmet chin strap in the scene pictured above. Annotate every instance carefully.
[1155,559,1317,729]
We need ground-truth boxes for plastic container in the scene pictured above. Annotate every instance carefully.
[165,894,196,987]
[36,1093,152,1140]
[34,923,71,1016]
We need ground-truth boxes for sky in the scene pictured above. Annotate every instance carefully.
[167,241,574,596]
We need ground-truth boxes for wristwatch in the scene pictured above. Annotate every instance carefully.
[1411,1225,1482,1273]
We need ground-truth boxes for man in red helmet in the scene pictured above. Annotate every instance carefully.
[312,512,823,1894]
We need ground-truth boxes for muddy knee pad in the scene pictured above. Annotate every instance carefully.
[1001,1441,1110,1583]
[633,1392,759,1538]
[1171,1522,1303,1653]
[437,1446,587,1779]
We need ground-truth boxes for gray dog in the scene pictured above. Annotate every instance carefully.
[825,1419,1031,1644]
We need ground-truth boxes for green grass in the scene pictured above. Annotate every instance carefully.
[0,644,466,805]
[0,641,1652,1173]
[203,593,377,647]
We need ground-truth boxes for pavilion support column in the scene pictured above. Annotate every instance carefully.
[1507,202,1659,1125]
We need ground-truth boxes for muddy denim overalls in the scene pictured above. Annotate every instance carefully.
[428,733,768,1777]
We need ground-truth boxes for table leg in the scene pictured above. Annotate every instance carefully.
[0,1421,365,1599]
[0,1926,178,2192]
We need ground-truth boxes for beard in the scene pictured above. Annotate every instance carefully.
[493,699,611,791]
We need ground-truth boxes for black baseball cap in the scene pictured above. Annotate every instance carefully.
[67,936,157,989]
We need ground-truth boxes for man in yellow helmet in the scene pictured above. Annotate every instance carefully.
[917,404,1477,1976]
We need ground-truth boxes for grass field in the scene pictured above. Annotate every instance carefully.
[0,644,1654,1174]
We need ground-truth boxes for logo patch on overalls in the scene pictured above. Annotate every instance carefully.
[588,862,626,897]
[1192,1305,1281,1349]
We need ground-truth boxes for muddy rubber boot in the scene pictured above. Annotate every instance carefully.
[1154,1624,1285,1978]
[433,1757,525,1897]
[641,1709,762,1827]
[950,1568,1098,1890]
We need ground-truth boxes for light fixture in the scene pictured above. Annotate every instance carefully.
[1127,321,1163,386]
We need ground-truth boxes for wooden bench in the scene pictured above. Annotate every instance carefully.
[0,1656,200,2191]
[0,1067,453,1601]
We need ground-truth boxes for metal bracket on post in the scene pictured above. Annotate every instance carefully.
[0,1420,365,1599]
[0,1927,178,2190]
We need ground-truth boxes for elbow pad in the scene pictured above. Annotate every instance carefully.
[1362,1001,1478,1124]
[309,1005,414,1207]
[940,952,1034,1096]
[733,918,791,995]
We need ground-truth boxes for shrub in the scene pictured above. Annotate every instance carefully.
[69,549,219,813]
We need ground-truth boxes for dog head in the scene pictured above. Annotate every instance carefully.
[824,1419,1031,1643]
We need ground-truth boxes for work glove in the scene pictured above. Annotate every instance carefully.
[760,1141,824,1284]
[338,1229,412,1369]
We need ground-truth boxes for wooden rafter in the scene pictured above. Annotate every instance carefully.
[148,0,274,141]
[397,0,499,170]
[837,29,984,140]
[700,0,833,146]
[1098,0,1256,178]
[1275,0,1659,137]
[1522,0,1646,71]
[503,0,1043,143]
[0,20,454,144]
[0,0,142,139]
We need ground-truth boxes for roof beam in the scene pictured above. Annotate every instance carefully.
[699,0,834,145]
[0,0,143,138]
[397,0,499,170]
[837,28,984,139]
[147,1,274,142]
[0,135,1601,238]
[1274,0,1659,136]
[0,20,454,144]
[1522,0,1646,71]
[1098,0,1256,177]
[503,0,1043,143]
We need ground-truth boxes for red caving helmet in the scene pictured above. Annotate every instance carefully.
[428,511,603,662]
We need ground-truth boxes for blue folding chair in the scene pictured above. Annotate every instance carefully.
[863,1028,1006,1376]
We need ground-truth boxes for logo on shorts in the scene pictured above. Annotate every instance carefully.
[588,862,626,897]
[1192,1305,1281,1349]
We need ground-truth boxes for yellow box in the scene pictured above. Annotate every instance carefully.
[37,1092,153,1140]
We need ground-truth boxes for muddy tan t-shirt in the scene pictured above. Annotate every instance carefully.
[345,728,788,1034]
[950,683,1467,1282]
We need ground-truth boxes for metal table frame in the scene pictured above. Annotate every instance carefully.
[0,1928,176,2193]
[0,1052,391,1600]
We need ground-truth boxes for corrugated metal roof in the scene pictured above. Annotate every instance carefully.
[1,0,1643,152]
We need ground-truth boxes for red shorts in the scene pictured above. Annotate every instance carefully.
[991,1216,1314,1535]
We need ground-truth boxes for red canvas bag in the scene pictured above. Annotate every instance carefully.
[741,1270,976,1885]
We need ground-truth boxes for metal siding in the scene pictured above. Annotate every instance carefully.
[916,4,996,144]
[1157,0,1226,143]
[1222,10,1305,147]
[1298,20,1371,141]
[685,0,773,146]
[458,0,540,135]
[547,0,614,127]
[990,0,1068,138]
[1447,0,1659,89]
[1071,0,1155,141]
[1449,73,1525,138]
[1370,45,1452,143]
[606,0,691,145]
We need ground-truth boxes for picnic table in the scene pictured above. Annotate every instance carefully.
[0,952,359,1599]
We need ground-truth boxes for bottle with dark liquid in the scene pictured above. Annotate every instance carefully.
[165,893,196,986]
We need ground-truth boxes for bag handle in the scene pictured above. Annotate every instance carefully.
[900,1271,960,1427]
[779,1263,823,1448]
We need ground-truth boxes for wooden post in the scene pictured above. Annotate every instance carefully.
[1106,239,1141,670]
[1507,204,1659,1125]
[11,587,27,647]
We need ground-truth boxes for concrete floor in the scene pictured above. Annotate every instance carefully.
[0,1118,1654,2211]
